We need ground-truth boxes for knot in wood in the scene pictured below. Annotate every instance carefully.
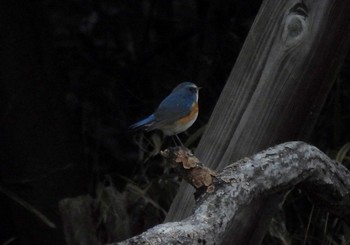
[282,2,308,47]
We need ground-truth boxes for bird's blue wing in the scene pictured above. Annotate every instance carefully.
[129,114,156,130]
[148,90,194,130]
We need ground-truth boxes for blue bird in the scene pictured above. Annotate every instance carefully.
[130,82,200,145]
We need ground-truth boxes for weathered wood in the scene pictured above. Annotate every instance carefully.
[59,196,99,245]
[114,142,350,245]
[59,187,130,245]
[166,1,350,243]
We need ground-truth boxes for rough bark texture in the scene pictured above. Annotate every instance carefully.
[114,142,350,245]
[166,0,350,243]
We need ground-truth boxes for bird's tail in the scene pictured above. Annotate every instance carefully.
[129,114,155,130]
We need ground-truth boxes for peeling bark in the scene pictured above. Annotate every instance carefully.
[160,147,217,193]
[114,142,350,245]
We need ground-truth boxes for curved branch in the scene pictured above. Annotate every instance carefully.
[114,141,350,245]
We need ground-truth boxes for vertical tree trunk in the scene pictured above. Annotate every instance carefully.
[166,0,350,244]
[0,2,88,244]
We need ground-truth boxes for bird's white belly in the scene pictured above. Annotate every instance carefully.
[161,113,198,136]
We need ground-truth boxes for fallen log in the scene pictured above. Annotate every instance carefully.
[114,141,350,245]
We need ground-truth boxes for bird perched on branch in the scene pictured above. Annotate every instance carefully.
[130,82,200,145]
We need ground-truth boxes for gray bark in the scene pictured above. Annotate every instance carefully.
[166,0,350,243]
[114,142,350,245]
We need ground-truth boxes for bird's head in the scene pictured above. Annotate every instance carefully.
[173,82,200,102]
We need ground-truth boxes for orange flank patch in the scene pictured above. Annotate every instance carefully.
[177,102,199,125]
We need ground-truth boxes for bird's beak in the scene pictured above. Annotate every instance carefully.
[197,86,203,90]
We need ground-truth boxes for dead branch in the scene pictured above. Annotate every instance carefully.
[160,147,217,193]
[113,141,350,245]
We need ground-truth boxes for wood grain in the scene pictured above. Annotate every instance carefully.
[166,0,350,243]
[117,142,350,245]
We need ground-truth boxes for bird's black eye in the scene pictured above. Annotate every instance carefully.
[188,87,197,93]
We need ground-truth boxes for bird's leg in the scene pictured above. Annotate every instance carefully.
[171,136,178,146]
[174,134,185,148]
[170,135,184,147]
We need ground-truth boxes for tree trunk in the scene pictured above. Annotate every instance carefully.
[166,0,350,243]
[115,142,350,245]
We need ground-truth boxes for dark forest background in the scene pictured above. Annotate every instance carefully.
[0,1,349,245]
